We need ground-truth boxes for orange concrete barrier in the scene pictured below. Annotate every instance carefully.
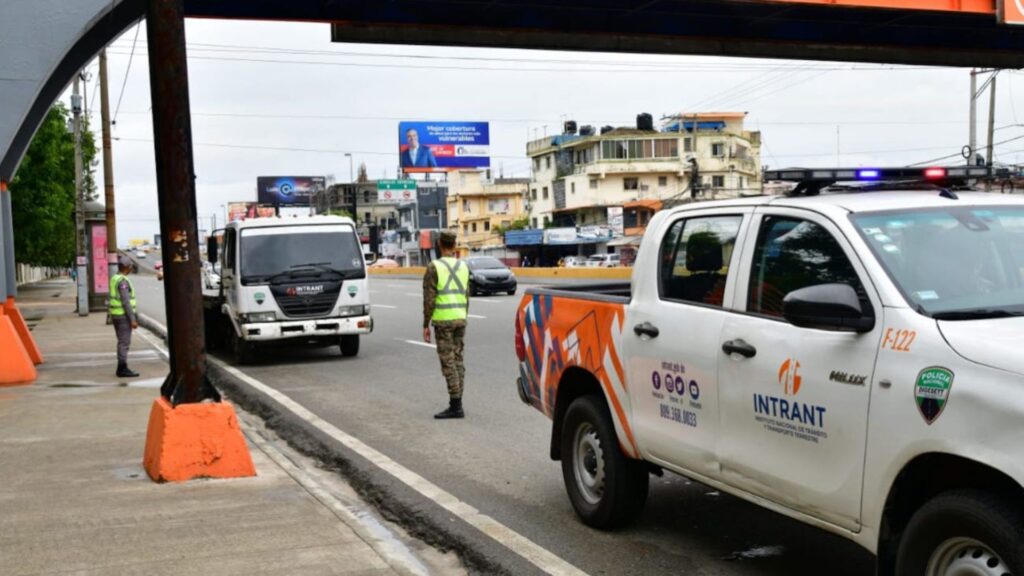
[5,298,43,365]
[0,308,36,386]
[143,397,256,482]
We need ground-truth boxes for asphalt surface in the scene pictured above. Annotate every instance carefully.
[129,270,875,576]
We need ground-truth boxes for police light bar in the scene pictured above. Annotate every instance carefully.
[764,166,993,183]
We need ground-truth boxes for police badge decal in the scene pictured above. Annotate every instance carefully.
[915,367,954,425]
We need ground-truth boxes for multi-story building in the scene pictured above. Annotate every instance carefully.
[446,170,529,257]
[525,112,761,233]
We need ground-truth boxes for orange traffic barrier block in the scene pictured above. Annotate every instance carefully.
[0,308,36,386]
[5,298,43,365]
[143,397,256,482]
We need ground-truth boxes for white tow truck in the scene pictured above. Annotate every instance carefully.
[514,166,1024,574]
[204,215,372,363]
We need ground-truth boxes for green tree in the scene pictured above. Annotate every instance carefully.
[8,104,97,267]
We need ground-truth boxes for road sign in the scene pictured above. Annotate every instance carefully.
[378,179,417,204]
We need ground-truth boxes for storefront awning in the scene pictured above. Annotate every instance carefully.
[505,229,544,246]
[607,235,642,247]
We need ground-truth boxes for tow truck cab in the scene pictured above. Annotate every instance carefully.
[204,215,371,362]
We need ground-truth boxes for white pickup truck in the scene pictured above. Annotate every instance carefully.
[204,215,372,363]
[514,167,1024,574]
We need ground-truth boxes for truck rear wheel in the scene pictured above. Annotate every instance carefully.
[895,490,1024,576]
[560,395,648,529]
[339,335,360,357]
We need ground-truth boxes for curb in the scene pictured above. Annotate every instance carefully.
[135,313,541,576]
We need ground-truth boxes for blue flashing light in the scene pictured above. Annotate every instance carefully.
[858,169,880,179]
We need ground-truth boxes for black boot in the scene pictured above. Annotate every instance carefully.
[434,397,464,419]
[116,362,139,378]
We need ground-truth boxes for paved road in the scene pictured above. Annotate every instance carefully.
[131,274,874,576]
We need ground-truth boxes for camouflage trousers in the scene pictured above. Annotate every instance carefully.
[433,321,466,399]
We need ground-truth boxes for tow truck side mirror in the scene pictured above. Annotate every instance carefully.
[207,236,218,264]
[783,283,874,333]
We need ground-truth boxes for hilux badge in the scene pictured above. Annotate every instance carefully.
[915,367,954,425]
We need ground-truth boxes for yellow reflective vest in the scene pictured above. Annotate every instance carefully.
[431,257,469,322]
[108,274,136,317]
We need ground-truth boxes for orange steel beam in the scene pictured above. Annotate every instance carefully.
[753,0,994,15]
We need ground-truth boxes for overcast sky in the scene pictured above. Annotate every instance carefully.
[66,18,1024,246]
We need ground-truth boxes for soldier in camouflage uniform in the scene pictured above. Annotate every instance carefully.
[423,231,470,419]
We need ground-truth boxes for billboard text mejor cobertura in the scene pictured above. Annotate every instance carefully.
[399,122,490,172]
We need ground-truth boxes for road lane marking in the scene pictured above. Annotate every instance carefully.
[212,359,590,576]
[468,314,487,319]
[373,304,399,309]
[143,317,589,575]
[401,339,436,349]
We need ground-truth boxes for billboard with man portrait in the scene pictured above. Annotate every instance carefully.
[399,121,490,173]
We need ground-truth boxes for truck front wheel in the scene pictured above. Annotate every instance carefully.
[560,395,648,529]
[339,335,360,357]
[228,328,255,365]
[896,490,1024,576]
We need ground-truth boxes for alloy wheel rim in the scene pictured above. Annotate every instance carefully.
[573,422,605,505]
[927,537,1011,576]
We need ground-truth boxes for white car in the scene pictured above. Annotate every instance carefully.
[134,250,146,259]
[514,166,1024,573]
[586,253,620,268]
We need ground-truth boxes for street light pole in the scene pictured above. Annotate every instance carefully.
[72,74,88,316]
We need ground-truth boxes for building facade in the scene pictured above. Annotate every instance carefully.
[446,171,529,256]
[525,112,762,233]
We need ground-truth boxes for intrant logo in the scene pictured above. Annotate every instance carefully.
[286,285,324,297]
[778,358,802,395]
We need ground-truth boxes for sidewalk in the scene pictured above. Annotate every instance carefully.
[0,279,453,576]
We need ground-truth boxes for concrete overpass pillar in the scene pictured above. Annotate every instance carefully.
[0,180,36,385]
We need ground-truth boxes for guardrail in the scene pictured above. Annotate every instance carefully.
[369,266,633,280]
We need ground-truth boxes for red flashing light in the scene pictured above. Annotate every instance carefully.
[924,168,947,179]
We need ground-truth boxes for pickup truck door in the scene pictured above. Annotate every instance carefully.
[623,209,752,478]
[717,208,882,531]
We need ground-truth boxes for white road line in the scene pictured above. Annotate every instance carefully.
[143,317,589,576]
[137,328,170,361]
[469,298,504,304]
[211,357,589,576]
[373,304,399,309]
[467,314,487,319]
[402,339,436,349]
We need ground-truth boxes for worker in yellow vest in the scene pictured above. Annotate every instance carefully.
[109,255,139,378]
[422,232,470,419]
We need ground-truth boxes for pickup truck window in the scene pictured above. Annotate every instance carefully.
[748,216,864,318]
[659,215,742,307]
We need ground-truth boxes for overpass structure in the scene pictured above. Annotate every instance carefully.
[0,0,1022,475]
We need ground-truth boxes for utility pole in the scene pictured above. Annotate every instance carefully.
[987,72,998,168]
[969,69,978,166]
[99,49,118,284]
[72,74,88,316]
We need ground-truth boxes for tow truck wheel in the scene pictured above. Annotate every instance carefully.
[228,328,254,365]
[339,335,360,357]
[560,395,648,529]
[896,490,1024,576]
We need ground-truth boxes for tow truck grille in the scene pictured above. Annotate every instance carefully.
[275,292,339,318]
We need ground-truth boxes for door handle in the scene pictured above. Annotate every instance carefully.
[633,322,660,338]
[722,339,757,358]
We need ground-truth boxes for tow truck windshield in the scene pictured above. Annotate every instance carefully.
[240,226,365,284]
[853,206,1024,319]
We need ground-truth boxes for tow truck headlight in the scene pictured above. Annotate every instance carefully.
[337,304,369,317]
[242,312,276,323]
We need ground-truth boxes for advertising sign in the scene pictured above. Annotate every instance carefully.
[1000,0,1024,24]
[378,179,417,204]
[90,225,108,294]
[607,207,624,236]
[545,227,578,245]
[227,202,275,223]
[398,121,490,173]
[256,176,326,205]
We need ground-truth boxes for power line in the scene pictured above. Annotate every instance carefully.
[907,133,1024,166]
[112,23,141,125]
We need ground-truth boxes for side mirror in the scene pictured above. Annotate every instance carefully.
[207,236,219,264]
[364,252,377,266]
[783,283,874,333]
